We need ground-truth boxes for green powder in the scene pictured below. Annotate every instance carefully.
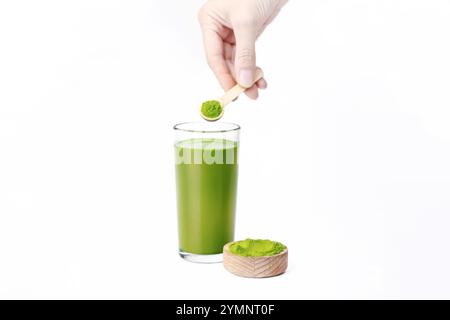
[229,239,286,257]
[201,100,223,119]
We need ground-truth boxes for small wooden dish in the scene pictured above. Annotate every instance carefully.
[223,242,288,278]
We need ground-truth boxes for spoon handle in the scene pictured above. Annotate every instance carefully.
[219,69,264,107]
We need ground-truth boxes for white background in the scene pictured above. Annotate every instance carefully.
[1,0,450,299]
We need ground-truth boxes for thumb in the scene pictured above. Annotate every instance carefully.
[234,24,257,88]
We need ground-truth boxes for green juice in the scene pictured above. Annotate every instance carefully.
[175,138,238,255]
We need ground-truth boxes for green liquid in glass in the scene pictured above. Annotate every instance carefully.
[175,138,238,255]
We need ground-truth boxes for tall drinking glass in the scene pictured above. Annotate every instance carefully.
[174,122,240,263]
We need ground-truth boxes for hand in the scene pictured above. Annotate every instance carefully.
[198,0,288,99]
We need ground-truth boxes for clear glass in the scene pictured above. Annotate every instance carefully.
[174,122,240,263]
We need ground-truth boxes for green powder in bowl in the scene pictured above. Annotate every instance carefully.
[229,239,286,257]
[201,100,223,120]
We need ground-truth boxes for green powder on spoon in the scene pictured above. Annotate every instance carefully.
[201,100,223,120]
[229,239,286,257]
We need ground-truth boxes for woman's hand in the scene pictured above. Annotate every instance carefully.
[198,0,288,99]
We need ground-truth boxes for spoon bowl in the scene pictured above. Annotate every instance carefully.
[200,69,264,121]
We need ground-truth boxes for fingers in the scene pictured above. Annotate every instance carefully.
[227,59,267,99]
[198,4,235,90]
[246,68,267,100]
[244,85,259,100]
[256,77,267,89]
[227,59,267,100]
[200,27,236,91]
[233,20,257,88]
[199,8,267,100]
[244,78,267,100]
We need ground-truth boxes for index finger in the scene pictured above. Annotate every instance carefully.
[201,27,236,91]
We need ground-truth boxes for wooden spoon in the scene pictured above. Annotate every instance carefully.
[201,69,264,121]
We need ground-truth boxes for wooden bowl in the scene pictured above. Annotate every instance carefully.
[223,242,288,278]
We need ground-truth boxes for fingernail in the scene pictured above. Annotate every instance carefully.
[238,68,254,88]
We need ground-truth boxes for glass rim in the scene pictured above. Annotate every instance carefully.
[173,122,240,133]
